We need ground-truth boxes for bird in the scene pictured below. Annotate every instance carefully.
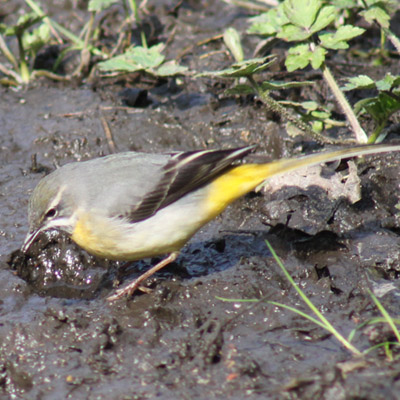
[22,143,400,301]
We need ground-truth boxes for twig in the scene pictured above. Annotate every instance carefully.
[322,64,368,143]
[0,62,23,83]
[100,114,117,153]
[0,34,19,71]
[32,70,71,81]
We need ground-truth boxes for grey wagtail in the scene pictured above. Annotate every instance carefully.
[22,143,400,300]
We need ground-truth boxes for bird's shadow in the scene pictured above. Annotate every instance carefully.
[96,224,345,299]
[8,220,346,300]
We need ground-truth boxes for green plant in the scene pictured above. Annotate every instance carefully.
[358,0,400,54]
[264,240,361,355]
[348,290,400,360]
[92,0,188,78]
[0,0,109,85]
[342,73,400,143]
[0,13,48,84]
[0,0,187,85]
[96,43,188,77]
[247,0,400,143]
[279,100,347,133]
[197,28,334,144]
[217,240,400,358]
[248,0,368,143]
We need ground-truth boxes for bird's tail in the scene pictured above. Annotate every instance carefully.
[204,143,400,218]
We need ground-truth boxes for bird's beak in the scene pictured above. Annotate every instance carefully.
[21,228,43,253]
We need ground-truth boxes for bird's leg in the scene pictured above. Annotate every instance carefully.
[107,252,179,301]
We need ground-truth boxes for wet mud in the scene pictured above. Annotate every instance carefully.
[1,1,400,399]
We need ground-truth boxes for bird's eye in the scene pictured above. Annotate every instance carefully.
[44,208,57,220]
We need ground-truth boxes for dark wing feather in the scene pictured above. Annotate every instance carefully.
[128,145,256,222]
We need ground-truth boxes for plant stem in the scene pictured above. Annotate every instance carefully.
[32,69,70,81]
[322,64,368,143]
[266,240,362,356]
[367,121,386,144]
[24,0,107,57]
[72,12,95,77]
[16,34,30,83]
[368,289,400,343]
[24,0,63,43]
[0,62,22,84]
[248,76,338,144]
[127,0,138,19]
[126,0,147,48]
[140,30,148,49]
[0,34,19,71]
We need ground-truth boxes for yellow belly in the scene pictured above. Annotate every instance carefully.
[71,210,192,261]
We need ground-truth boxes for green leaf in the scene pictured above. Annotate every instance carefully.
[97,44,165,72]
[363,0,392,5]
[309,5,336,33]
[5,13,43,36]
[360,6,391,28]
[333,0,358,8]
[342,75,375,91]
[88,0,119,12]
[223,27,243,62]
[311,120,324,132]
[319,25,365,50]
[155,60,188,77]
[196,56,275,78]
[376,74,394,91]
[247,5,289,36]
[283,0,322,28]
[285,44,312,71]
[260,80,314,90]
[300,101,319,110]
[281,99,332,123]
[22,22,50,53]
[277,24,311,41]
[130,44,165,69]
[310,46,326,69]
[97,57,144,72]
[354,92,400,124]
[225,84,255,95]
[334,24,366,41]
[319,33,348,50]
[311,110,330,118]
[376,73,400,91]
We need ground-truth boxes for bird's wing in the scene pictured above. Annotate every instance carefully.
[126,145,256,222]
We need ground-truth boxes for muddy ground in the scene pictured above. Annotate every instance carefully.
[2,1,400,399]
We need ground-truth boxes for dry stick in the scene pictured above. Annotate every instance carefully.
[0,63,22,84]
[72,12,94,77]
[322,64,368,143]
[32,70,70,81]
[109,20,129,58]
[57,111,88,117]
[306,42,367,143]
[199,50,229,60]
[222,0,272,11]
[177,34,223,61]
[0,35,19,71]
[164,25,178,49]
[100,114,117,153]
[383,27,400,54]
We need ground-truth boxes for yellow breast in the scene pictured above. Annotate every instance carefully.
[71,210,122,259]
[71,209,187,261]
